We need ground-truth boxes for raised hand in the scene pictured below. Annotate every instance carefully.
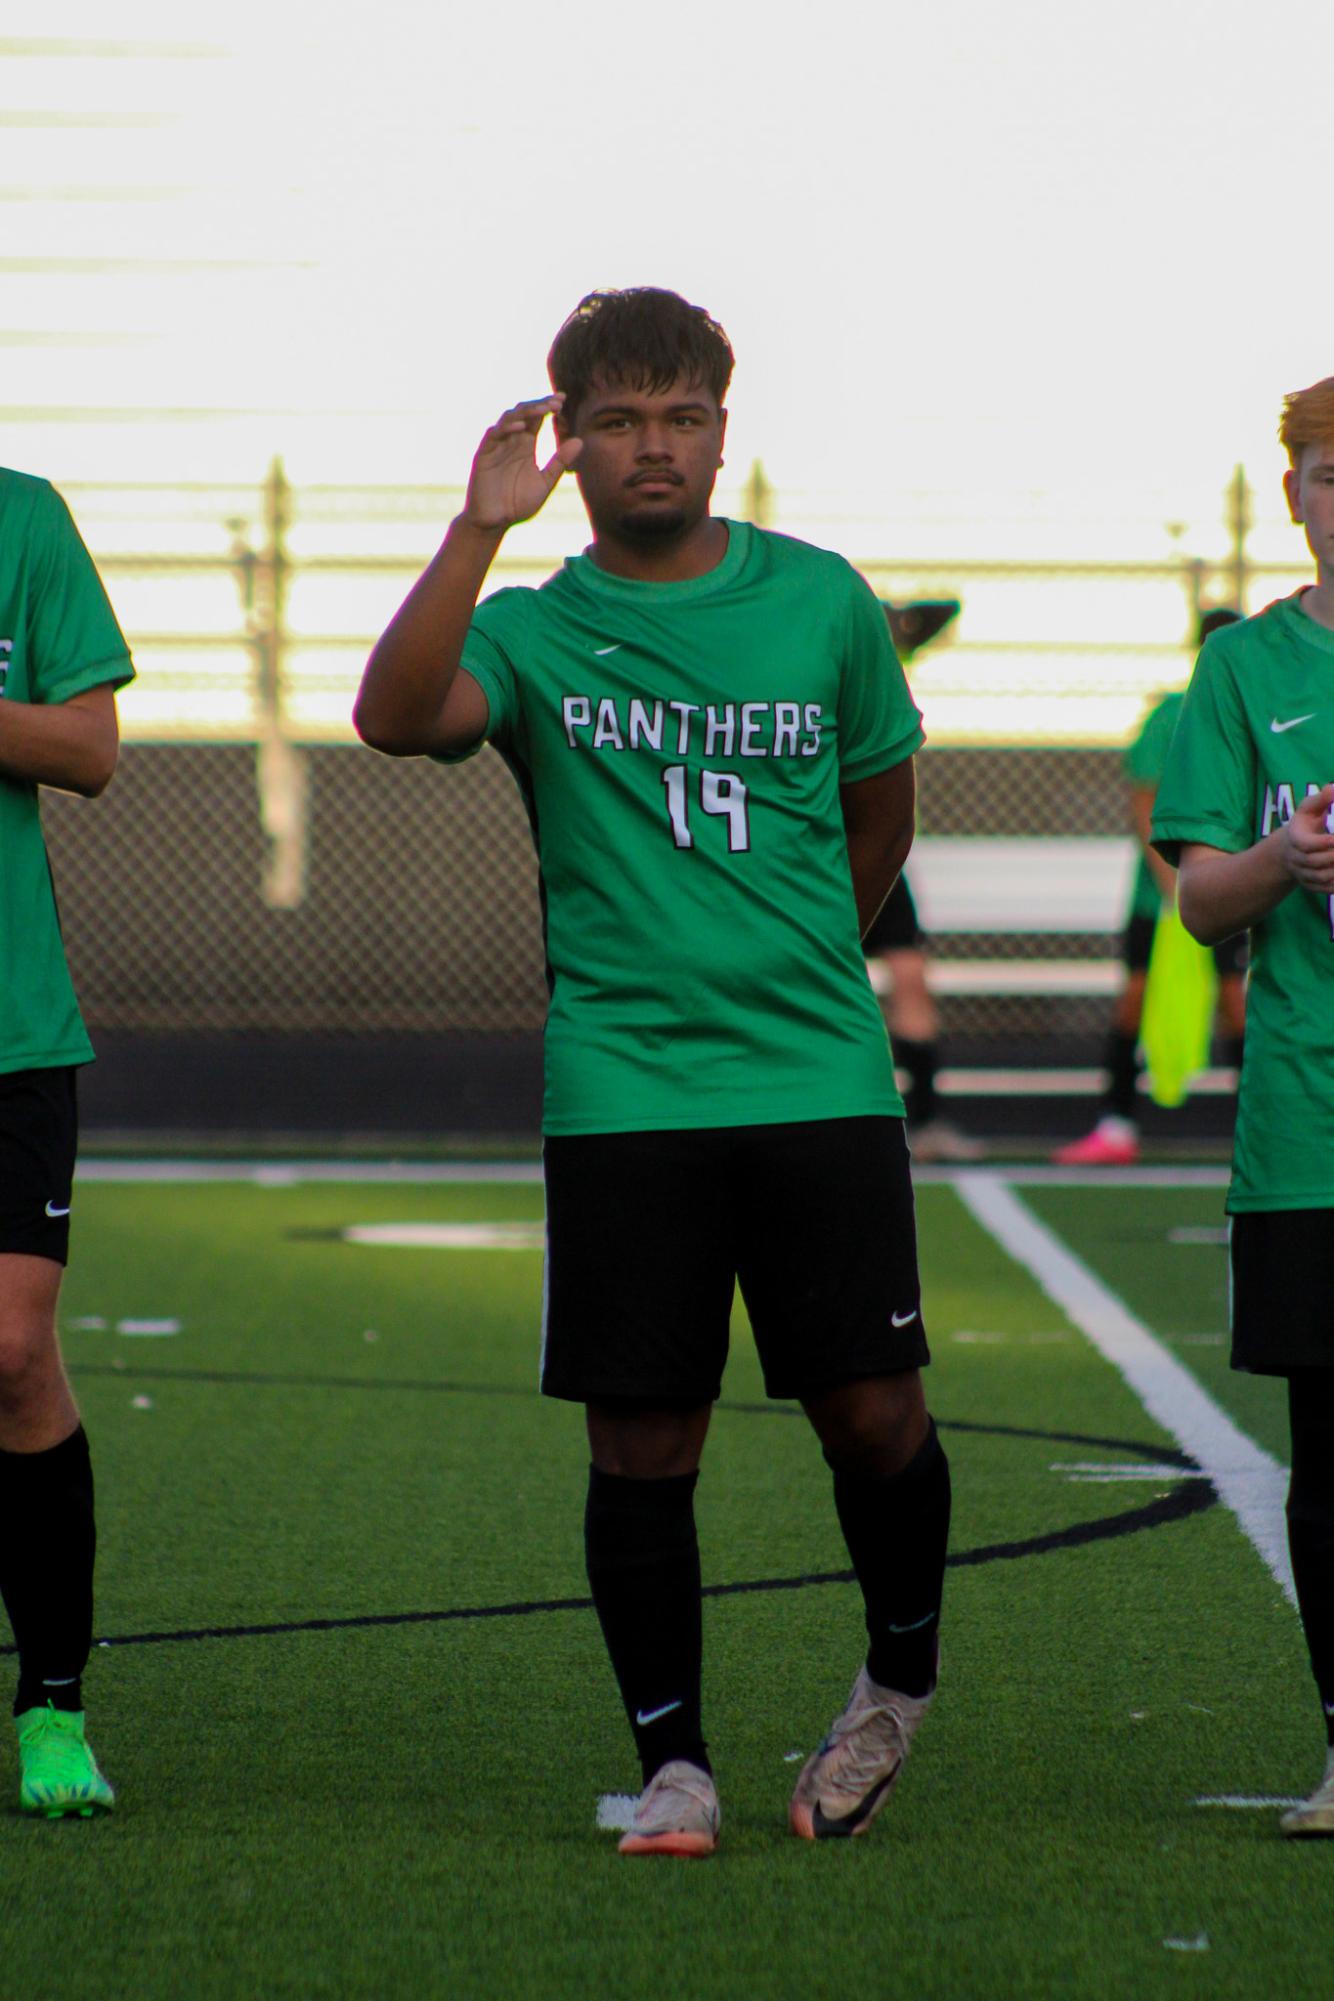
[463,394,583,532]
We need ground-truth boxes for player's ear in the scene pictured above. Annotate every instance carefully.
[553,398,576,442]
[717,405,728,465]
[1283,466,1303,524]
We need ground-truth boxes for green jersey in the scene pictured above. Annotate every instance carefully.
[1123,690,1183,922]
[0,469,134,1075]
[456,521,923,1136]
[1152,593,1334,1211]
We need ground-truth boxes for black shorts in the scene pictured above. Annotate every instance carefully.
[540,1115,928,1404]
[863,875,923,956]
[0,1066,78,1265]
[1123,912,1248,978]
[1230,1208,1334,1374]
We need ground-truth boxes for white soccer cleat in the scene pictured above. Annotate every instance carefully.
[1280,1749,1334,1837]
[907,1119,984,1164]
[790,1664,933,1840]
[618,1759,719,1858]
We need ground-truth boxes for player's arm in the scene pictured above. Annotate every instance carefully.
[354,394,581,757]
[0,682,119,797]
[840,758,917,938]
[1130,784,1176,902]
[1176,783,1334,943]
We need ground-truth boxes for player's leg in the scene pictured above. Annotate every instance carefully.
[736,1116,949,1838]
[542,1129,732,1855]
[869,879,980,1163]
[1230,1208,1334,1835]
[1280,1368,1334,1835]
[0,1068,111,1818]
[1054,923,1150,1163]
[585,1400,717,1855]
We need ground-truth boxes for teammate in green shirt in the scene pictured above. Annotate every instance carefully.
[1152,376,1334,1837]
[356,289,951,1856]
[0,468,132,1817]
[1056,609,1247,1165]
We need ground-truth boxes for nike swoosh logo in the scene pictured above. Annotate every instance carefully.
[593,643,622,656]
[1270,713,1316,733]
[635,1700,683,1727]
[44,1201,71,1218]
[891,1309,918,1327]
[885,1611,936,1634]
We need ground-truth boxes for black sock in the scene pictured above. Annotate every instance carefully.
[831,1420,951,1698]
[1220,1033,1245,1074]
[1286,1376,1334,1747]
[896,1038,939,1128]
[584,1466,710,1786]
[0,1426,96,1716]
[1103,1029,1140,1121]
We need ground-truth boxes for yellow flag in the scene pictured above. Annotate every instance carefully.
[1140,904,1217,1108]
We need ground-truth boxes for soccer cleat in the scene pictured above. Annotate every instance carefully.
[790,1664,933,1840]
[618,1759,719,1857]
[16,1704,115,1819]
[1280,1750,1334,1837]
[908,1119,984,1164]
[1053,1117,1140,1166]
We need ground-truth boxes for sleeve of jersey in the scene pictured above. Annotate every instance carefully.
[27,484,134,703]
[1150,649,1253,864]
[435,590,525,765]
[835,569,925,783]
[1123,697,1175,785]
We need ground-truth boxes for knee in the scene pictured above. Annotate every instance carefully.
[0,1317,59,1417]
[808,1375,929,1479]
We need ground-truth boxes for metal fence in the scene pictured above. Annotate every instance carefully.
[41,463,1311,1060]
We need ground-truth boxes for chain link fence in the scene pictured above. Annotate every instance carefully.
[39,466,1311,1077]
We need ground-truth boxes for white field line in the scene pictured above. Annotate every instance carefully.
[953,1173,1295,1607]
[1194,1795,1303,1810]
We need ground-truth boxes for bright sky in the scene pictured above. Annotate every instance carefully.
[4,0,1329,521]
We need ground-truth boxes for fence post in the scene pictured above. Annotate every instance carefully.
[251,457,309,910]
[1226,463,1252,615]
[740,460,774,529]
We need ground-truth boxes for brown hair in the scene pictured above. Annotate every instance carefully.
[548,288,734,424]
[1279,378,1334,466]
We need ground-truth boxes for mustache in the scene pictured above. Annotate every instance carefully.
[626,469,684,487]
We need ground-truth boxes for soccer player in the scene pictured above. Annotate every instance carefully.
[0,468,132,1816]
[1057,609,1247,1165]
[1152,376,1334,1837]
[355,288,951,1856]
[865,598,981,1163]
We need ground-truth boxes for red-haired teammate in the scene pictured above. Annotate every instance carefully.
[1153,377,1334,1836]
[0,470,132,1815]
[356,289,950,1856]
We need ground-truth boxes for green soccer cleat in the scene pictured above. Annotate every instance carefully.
[16,1703,115,1819]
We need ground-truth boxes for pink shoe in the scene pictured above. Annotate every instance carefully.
[1053,1117,1140,1166]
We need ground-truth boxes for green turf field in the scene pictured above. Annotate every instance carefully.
[3,1166,1328,2000]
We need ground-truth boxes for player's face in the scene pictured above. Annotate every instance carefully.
[1284,440,1334,580]
[560,377,726,543]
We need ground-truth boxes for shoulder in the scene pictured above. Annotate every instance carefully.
[745,524,865,585]
[1197,599,1292,672]
[744,527,882,622]
[470,584,538,635]
[0,466,62,536]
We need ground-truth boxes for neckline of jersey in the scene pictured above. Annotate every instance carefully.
[560,518,750,602]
